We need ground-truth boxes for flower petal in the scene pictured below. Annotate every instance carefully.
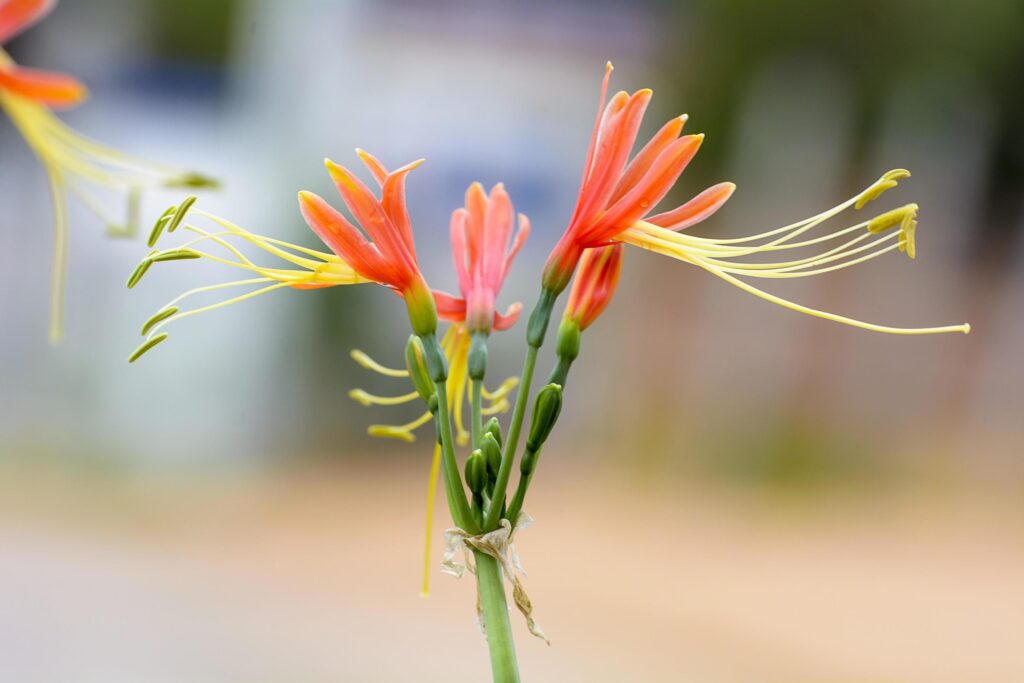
[433,290,467,322]
[493,302,522,331]
[609,115,687,203]
[297,190,390,284]
[449,208,471,295]
[0,0,55,44]
[381,158,422,256]
[0,65,86,107]
[647,181,735,232]
[481,183,513,291]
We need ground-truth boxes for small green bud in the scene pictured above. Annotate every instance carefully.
[480,432,502,478]
[520,447,539,477]
[526,289,557,348]
[404,335,436,405]
[526,383,562,452]
[465,450,488,495]
[555,319,581,361]
[484,416,503,447]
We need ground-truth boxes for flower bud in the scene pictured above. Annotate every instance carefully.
[526,383,563,453]
[555,319,581,362]
[465,449,488,495]
[468,333,488,380]
[484,416,503,447]
[480,432,502,479]
[404,335,435,405]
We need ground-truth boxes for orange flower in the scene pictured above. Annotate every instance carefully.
[542,62,733,293]
[0,0,86,107]
[441,182,530,334]
[563,244,623,331]
[298,150,438,336]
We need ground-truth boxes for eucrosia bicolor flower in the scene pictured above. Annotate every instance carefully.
[543,63,969,337]
[0,0,215,342]
[563,243,623,332]
[439,182,530,335]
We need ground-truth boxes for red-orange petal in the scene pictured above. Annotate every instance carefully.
[0,65,86,107]
[355,148,388,187]
[647,181,736,232]
[297,190,390,284]
[433,290,467,322]
[0,0,54,44]
[610,115,686,204]
[493,302,522,331]
[380,158,422,256]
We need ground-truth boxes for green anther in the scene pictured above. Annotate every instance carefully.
[526,383,562,453]
[480,432,502,479]
[404,335,436,404]
[126,257,155,289]
[856,169,911,210]
[128,333,169,363]
[141,307,178,335]
[164,173,220,190]
[147,206,177,247]
[151,248,201,262]
[465,450,488,495]
[166,195,198,234]
[484,416,503,447]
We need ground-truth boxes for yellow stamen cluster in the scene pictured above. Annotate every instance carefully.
[620,170,969,335]
[349,324,517,444]
[1,48,216,342]
[128,201,370,361]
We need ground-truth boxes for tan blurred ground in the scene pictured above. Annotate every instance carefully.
[2,457,1022,683]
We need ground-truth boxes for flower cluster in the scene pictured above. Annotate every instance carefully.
[126,60,970,680]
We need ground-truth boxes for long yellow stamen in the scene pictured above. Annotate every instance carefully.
[421,443,442,597]
[619,170,968,336]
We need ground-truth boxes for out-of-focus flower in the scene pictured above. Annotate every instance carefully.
[128,153,473,361]
[563,244,623,332]
[349,324,517,445]
[443,182,530,335]
[0,0,216,342]
[546,63,969,336]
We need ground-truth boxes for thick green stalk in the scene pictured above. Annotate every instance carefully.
[436,381,480,534]
[475,550,520,683]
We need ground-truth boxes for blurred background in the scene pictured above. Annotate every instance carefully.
[2,0,1023,681]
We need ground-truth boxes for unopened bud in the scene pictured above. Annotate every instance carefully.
[555,319,581,361]
[480,432,502,478]
[484,416,503,447]
[526,383,562,452]
[465,450,488,495]
[404,335,436,405]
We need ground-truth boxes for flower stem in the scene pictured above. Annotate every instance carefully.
[474,549,521,683]
[435,379,479,534]
[471,379,483,449]
[484,289,557,530]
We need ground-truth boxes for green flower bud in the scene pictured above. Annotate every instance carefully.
[404,335,436,405]
[480,432,502,479]
[465,450,488,495]
[555,319,581,361]
[484,416,503,447]
[468,333,488,380]
[526,383,563,453]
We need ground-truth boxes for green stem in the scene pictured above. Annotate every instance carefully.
[484,343,538,530]
[471,378,483,449]
[435,381,480,534]
[475,550,521,683]
[484,290,557,530]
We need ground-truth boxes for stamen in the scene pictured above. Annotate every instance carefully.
[141,307,178,335]
[348,388,420,406]
[368,410,434,442]
[421,444,442,597]
[128,333,169,363]
[351,349,409,378]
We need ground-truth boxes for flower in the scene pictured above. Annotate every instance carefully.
[541,62,733,294]
[443,182,530,334]
[563,244,623,331]
[298,151,439,336]
[547,63,969,336]
[1,0,216,342]
[129,152,479,360]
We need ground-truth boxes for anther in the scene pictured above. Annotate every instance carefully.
[128,333,169,363]
[856,169,911,210]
